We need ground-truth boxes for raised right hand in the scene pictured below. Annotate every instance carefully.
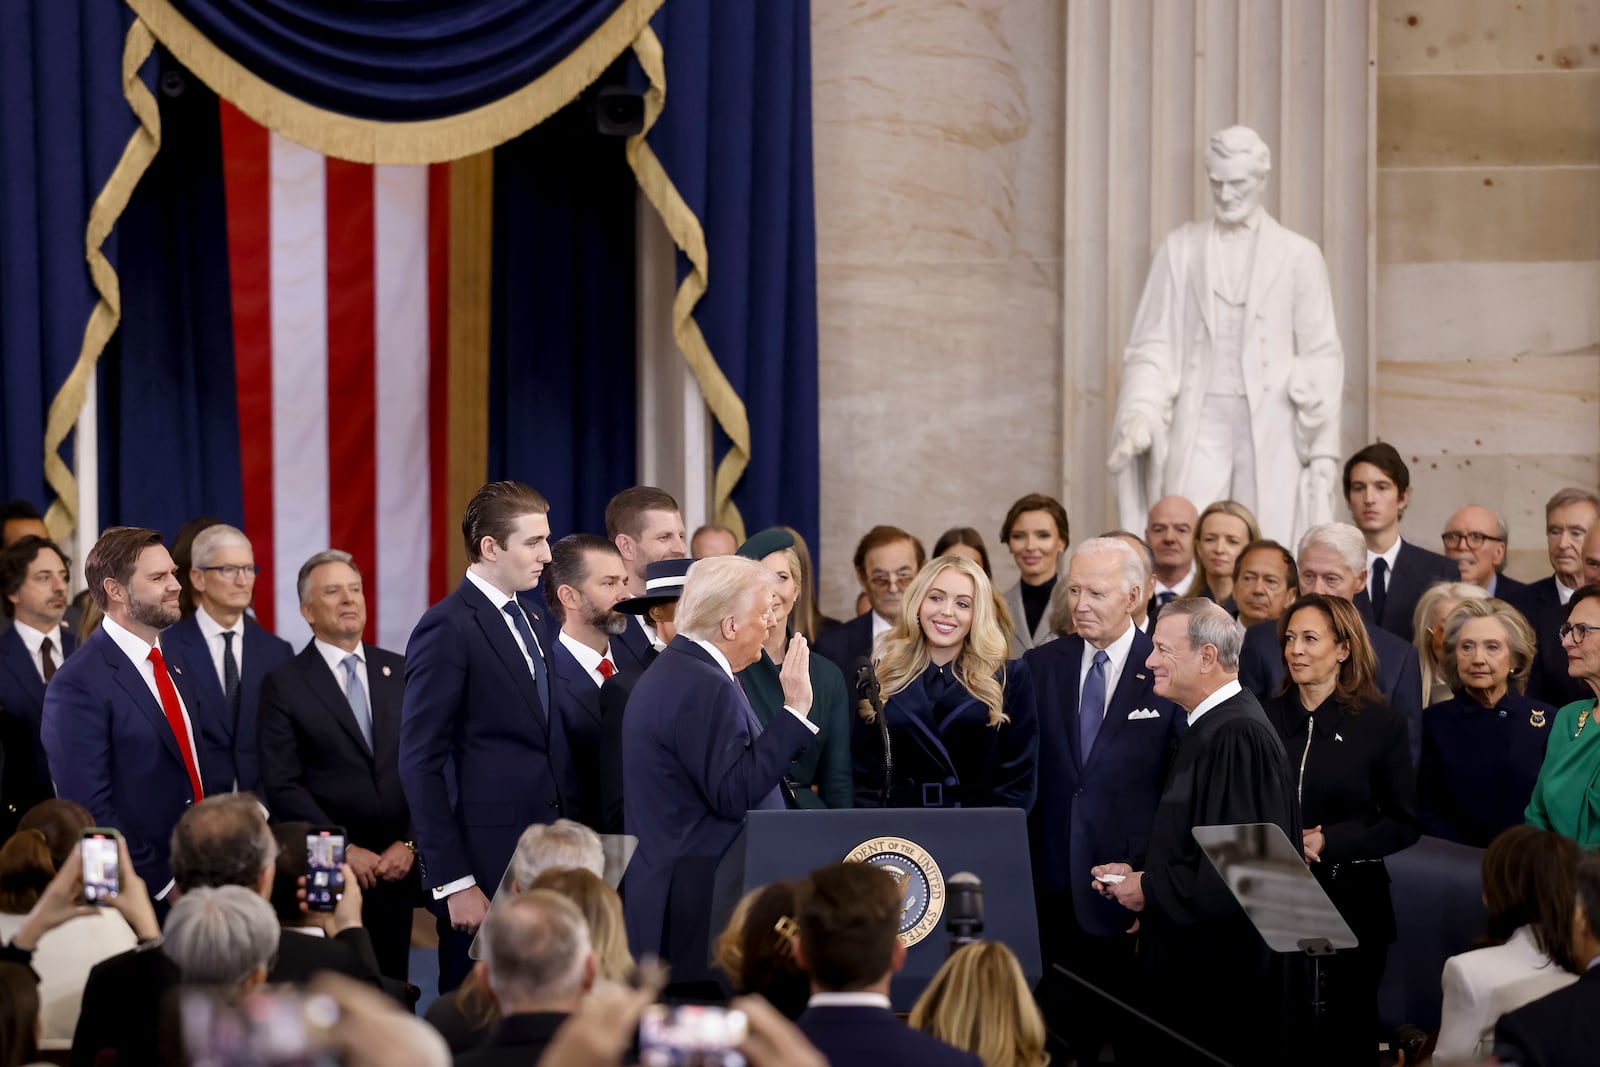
[779,634,813,717]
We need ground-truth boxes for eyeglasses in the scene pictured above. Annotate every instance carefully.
[199,564,258,580]
[1440,531,1504,549]
[867,572,915,592]
[1558,622,1597,646]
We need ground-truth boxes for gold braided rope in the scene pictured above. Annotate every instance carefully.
[42,19,162,541]
[123,0,664,164]
[624,25,750,541]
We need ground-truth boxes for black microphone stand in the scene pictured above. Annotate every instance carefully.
[854,659,891,806]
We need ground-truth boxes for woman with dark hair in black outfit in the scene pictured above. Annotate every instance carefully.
[1262,593,1420,1066]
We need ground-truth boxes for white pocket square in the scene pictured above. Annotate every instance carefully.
[1127,708,1161,720]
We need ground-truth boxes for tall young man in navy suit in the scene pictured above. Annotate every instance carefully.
[0,535,76,833]
[160,524,291,794]
[793,862,981,1067]
[1024,537,1180,1063]
[42,527,219,899]
[400,481,578,993]
[1344,443,1459,644]
[544,534,632,827]
[604,486,687,675]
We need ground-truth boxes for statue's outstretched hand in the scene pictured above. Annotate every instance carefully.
[1107,415,1153,472]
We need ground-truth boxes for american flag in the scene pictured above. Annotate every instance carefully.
[218,102,452,652]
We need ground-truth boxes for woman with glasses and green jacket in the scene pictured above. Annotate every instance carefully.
[1525,585,1600,846]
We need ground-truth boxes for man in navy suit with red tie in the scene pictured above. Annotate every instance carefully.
[399,481,579,993]
[1024,538,1180,1063]
[42,527,220,900]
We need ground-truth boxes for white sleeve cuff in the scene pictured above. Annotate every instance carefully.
[155,879,176,901]
[784,706,820,735]
[431,875,477,901]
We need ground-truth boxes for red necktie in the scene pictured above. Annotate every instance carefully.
[148,647,204,802]
[597,657,616,680]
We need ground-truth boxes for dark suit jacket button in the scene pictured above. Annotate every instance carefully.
[548,800,559,809]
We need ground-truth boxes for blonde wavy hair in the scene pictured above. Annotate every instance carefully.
[1186,499,1261,599]
[871,555,1012,728]
[909,941,1050,1067]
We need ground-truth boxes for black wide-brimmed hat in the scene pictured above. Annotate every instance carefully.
[614,557,695,614]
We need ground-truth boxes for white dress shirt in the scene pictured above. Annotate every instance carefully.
[194,605,245,690]
[1557,577,1578,606]
[689,638,818,735]
[634,613,666,653]
[558,631,614,688]
[12,619,63,683]
[1186,678,1243,729]
[1078,622,1137,719]
[465,567,545,673]
[806,991,892,1010]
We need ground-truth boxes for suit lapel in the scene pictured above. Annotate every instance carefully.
[461,580,549,730]
[0,630,43,707]
[297,644,373,759]
[551,642,603,730]
[106,637,186,769]
[366,646,403,767]
[1052,640,1088,774]
[1081,638,1156,778]
[891,681,960,780]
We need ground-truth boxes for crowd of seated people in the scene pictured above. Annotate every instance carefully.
[0,451,1597,1066]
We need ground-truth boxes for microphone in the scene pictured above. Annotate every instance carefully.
[853,657,892,805]
[945,872,984,956]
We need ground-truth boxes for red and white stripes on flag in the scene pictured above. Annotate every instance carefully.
[219,102,451,654]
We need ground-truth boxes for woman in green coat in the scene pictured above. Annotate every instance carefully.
[1525,585,1600,846]
[735,528,854,808]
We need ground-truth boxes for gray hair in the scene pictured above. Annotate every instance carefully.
[1441,598,1538,694]
[162,885,279,987]
[1297,523,1366,578]
[1546,487,1600,519]
[675,556,776,641]
[481,889,592,1005]
[170,793,278,893]
[1205,125,1271,177]
[1069,537,1146,597]
[511,819,604,890]
[1158,597,1242,672]
[297,549,360,604]
[190,524,252,571]
[1411,580,1488,671]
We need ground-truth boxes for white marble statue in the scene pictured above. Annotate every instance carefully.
[1107,126,1343,547]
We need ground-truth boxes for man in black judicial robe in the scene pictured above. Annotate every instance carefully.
[1092,598,1300,1067]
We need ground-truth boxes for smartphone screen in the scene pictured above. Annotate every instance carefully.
[81,829,120,904]
[639,1004,748,1067]
[305,828,345,912]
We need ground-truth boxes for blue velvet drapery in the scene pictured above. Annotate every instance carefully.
[645,0,820,558]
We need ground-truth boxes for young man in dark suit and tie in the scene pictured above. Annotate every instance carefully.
[0,535,76,834]
[400,481,579,994]
[258,549,417,980]
[621,555,817,979]
[1344,443,1459,644]
[544,534,632,828]
[793,862,981,1067]
[1024,538,1180,1063]
[604,486,688,674]
[160,524,292,795]
[41,527,223,899]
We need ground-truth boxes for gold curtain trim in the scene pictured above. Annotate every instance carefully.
[625,26,750,540]
[42,19,163,541]
[125,0,665,164]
